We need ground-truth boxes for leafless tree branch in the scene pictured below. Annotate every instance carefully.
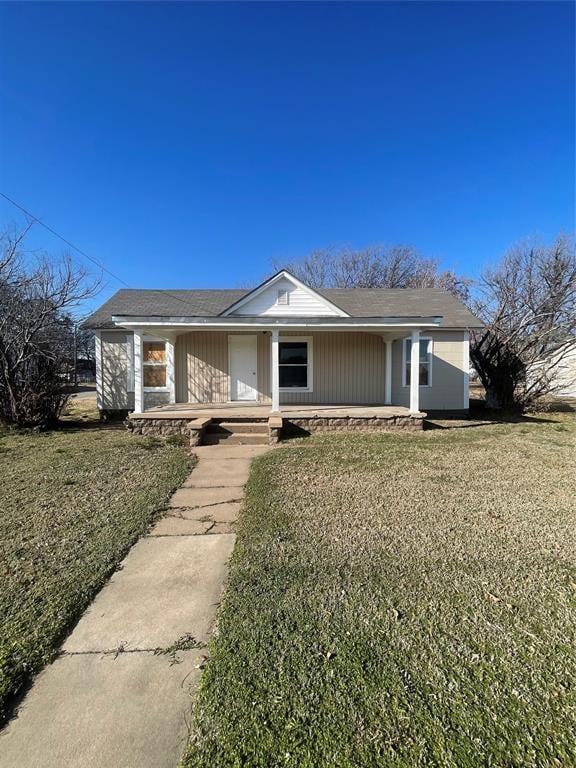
[0,222,101,428]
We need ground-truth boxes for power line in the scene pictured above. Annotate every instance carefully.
[0,190,131,287]
[0,191,231,313]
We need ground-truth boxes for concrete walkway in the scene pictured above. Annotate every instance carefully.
[0,444,270,768]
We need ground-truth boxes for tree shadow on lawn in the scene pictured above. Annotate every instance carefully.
[425,402,561,431]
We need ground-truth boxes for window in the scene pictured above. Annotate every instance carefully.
[143,340,167,388]
[403,337,432,387]
[279,337,312,391]
[277,289,289,305]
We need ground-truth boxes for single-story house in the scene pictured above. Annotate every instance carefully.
[83,270,482,434]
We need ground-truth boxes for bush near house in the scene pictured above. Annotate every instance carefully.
[184,415,576,768]
[0,399,190,722]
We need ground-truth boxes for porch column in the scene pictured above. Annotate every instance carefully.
[166,338,176,404]
[271,329,280,412]
[94,331,103,410]
[384,339,392,405]
[410,329,420,414]
[133,329,144,413]
[463,330,470,410]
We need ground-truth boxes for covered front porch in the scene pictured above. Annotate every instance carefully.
[114,320,441,418]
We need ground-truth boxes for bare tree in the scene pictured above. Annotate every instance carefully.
[471,236,576,410]
[0,223,100,428]
[274,244,470,300]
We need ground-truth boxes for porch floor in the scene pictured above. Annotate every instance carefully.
[132,402,414,420]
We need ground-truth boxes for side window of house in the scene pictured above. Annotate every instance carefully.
[404,338,432,386]
[143,341,167,388]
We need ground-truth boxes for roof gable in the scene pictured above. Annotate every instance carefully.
[221,271,349,317]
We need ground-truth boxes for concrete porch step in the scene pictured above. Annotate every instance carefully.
[207,421,268,435]
[202,431,269,446]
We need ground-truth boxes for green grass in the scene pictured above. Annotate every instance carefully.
[0,398,191,721]
[184,414,576,768]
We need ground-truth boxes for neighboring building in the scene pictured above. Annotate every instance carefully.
[83,270,482,417]
[541,343,576,398]
[553,344,576,397]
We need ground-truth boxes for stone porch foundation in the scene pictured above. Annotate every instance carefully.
[127,411,426,445]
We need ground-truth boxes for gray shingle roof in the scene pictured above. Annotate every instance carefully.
[320,288,482,326]
[83,286,481,329]
[83,289,246,329]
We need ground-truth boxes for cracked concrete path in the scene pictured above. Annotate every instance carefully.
[0,443,270,768]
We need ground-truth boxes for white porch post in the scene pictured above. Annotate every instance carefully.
[166,337,176,404]
[463,330,470,411]
[384,339,392,405]
[271,329,280,412]
[94,331,103,410]
[133,329,144,413]
[410,329,420,414]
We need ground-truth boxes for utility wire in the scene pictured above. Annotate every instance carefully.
[0,191,218,312]
[0,190,131,287]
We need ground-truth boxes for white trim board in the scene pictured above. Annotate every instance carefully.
[278,335,314,393]
[463,330,470,410]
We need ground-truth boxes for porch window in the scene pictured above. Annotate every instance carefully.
[278,337,313,391]
[143,340,167,388]
[403,337,432,387]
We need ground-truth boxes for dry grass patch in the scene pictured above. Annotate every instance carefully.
[184,414,576,767]
[0,399,190,721]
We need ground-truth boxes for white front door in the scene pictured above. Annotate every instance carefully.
[229,335,258,401]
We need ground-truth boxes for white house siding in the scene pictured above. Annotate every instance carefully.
[230,277,341,317]
[99,331,134,411]
[552,345,576,397]
[391,330,467,411]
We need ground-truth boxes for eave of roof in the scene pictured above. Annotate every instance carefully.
[111,314,445,329]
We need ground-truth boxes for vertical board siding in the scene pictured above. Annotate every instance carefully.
[175,332,229,403]
[175,331,387,405]
[175,331,272,403]
[171,330,467,409]
[279,332,385,404]
[101,331,134,409]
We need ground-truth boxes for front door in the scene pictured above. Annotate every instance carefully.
[229,335,258,401]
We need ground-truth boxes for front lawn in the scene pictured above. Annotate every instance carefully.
[0,399,190,721]
[184,415,576,767]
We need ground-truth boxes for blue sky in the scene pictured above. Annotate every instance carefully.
[0,1,574,315]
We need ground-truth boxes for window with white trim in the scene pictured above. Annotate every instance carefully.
[278,337,312,391]
[403,337,433,387]
[143,340,167,388]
